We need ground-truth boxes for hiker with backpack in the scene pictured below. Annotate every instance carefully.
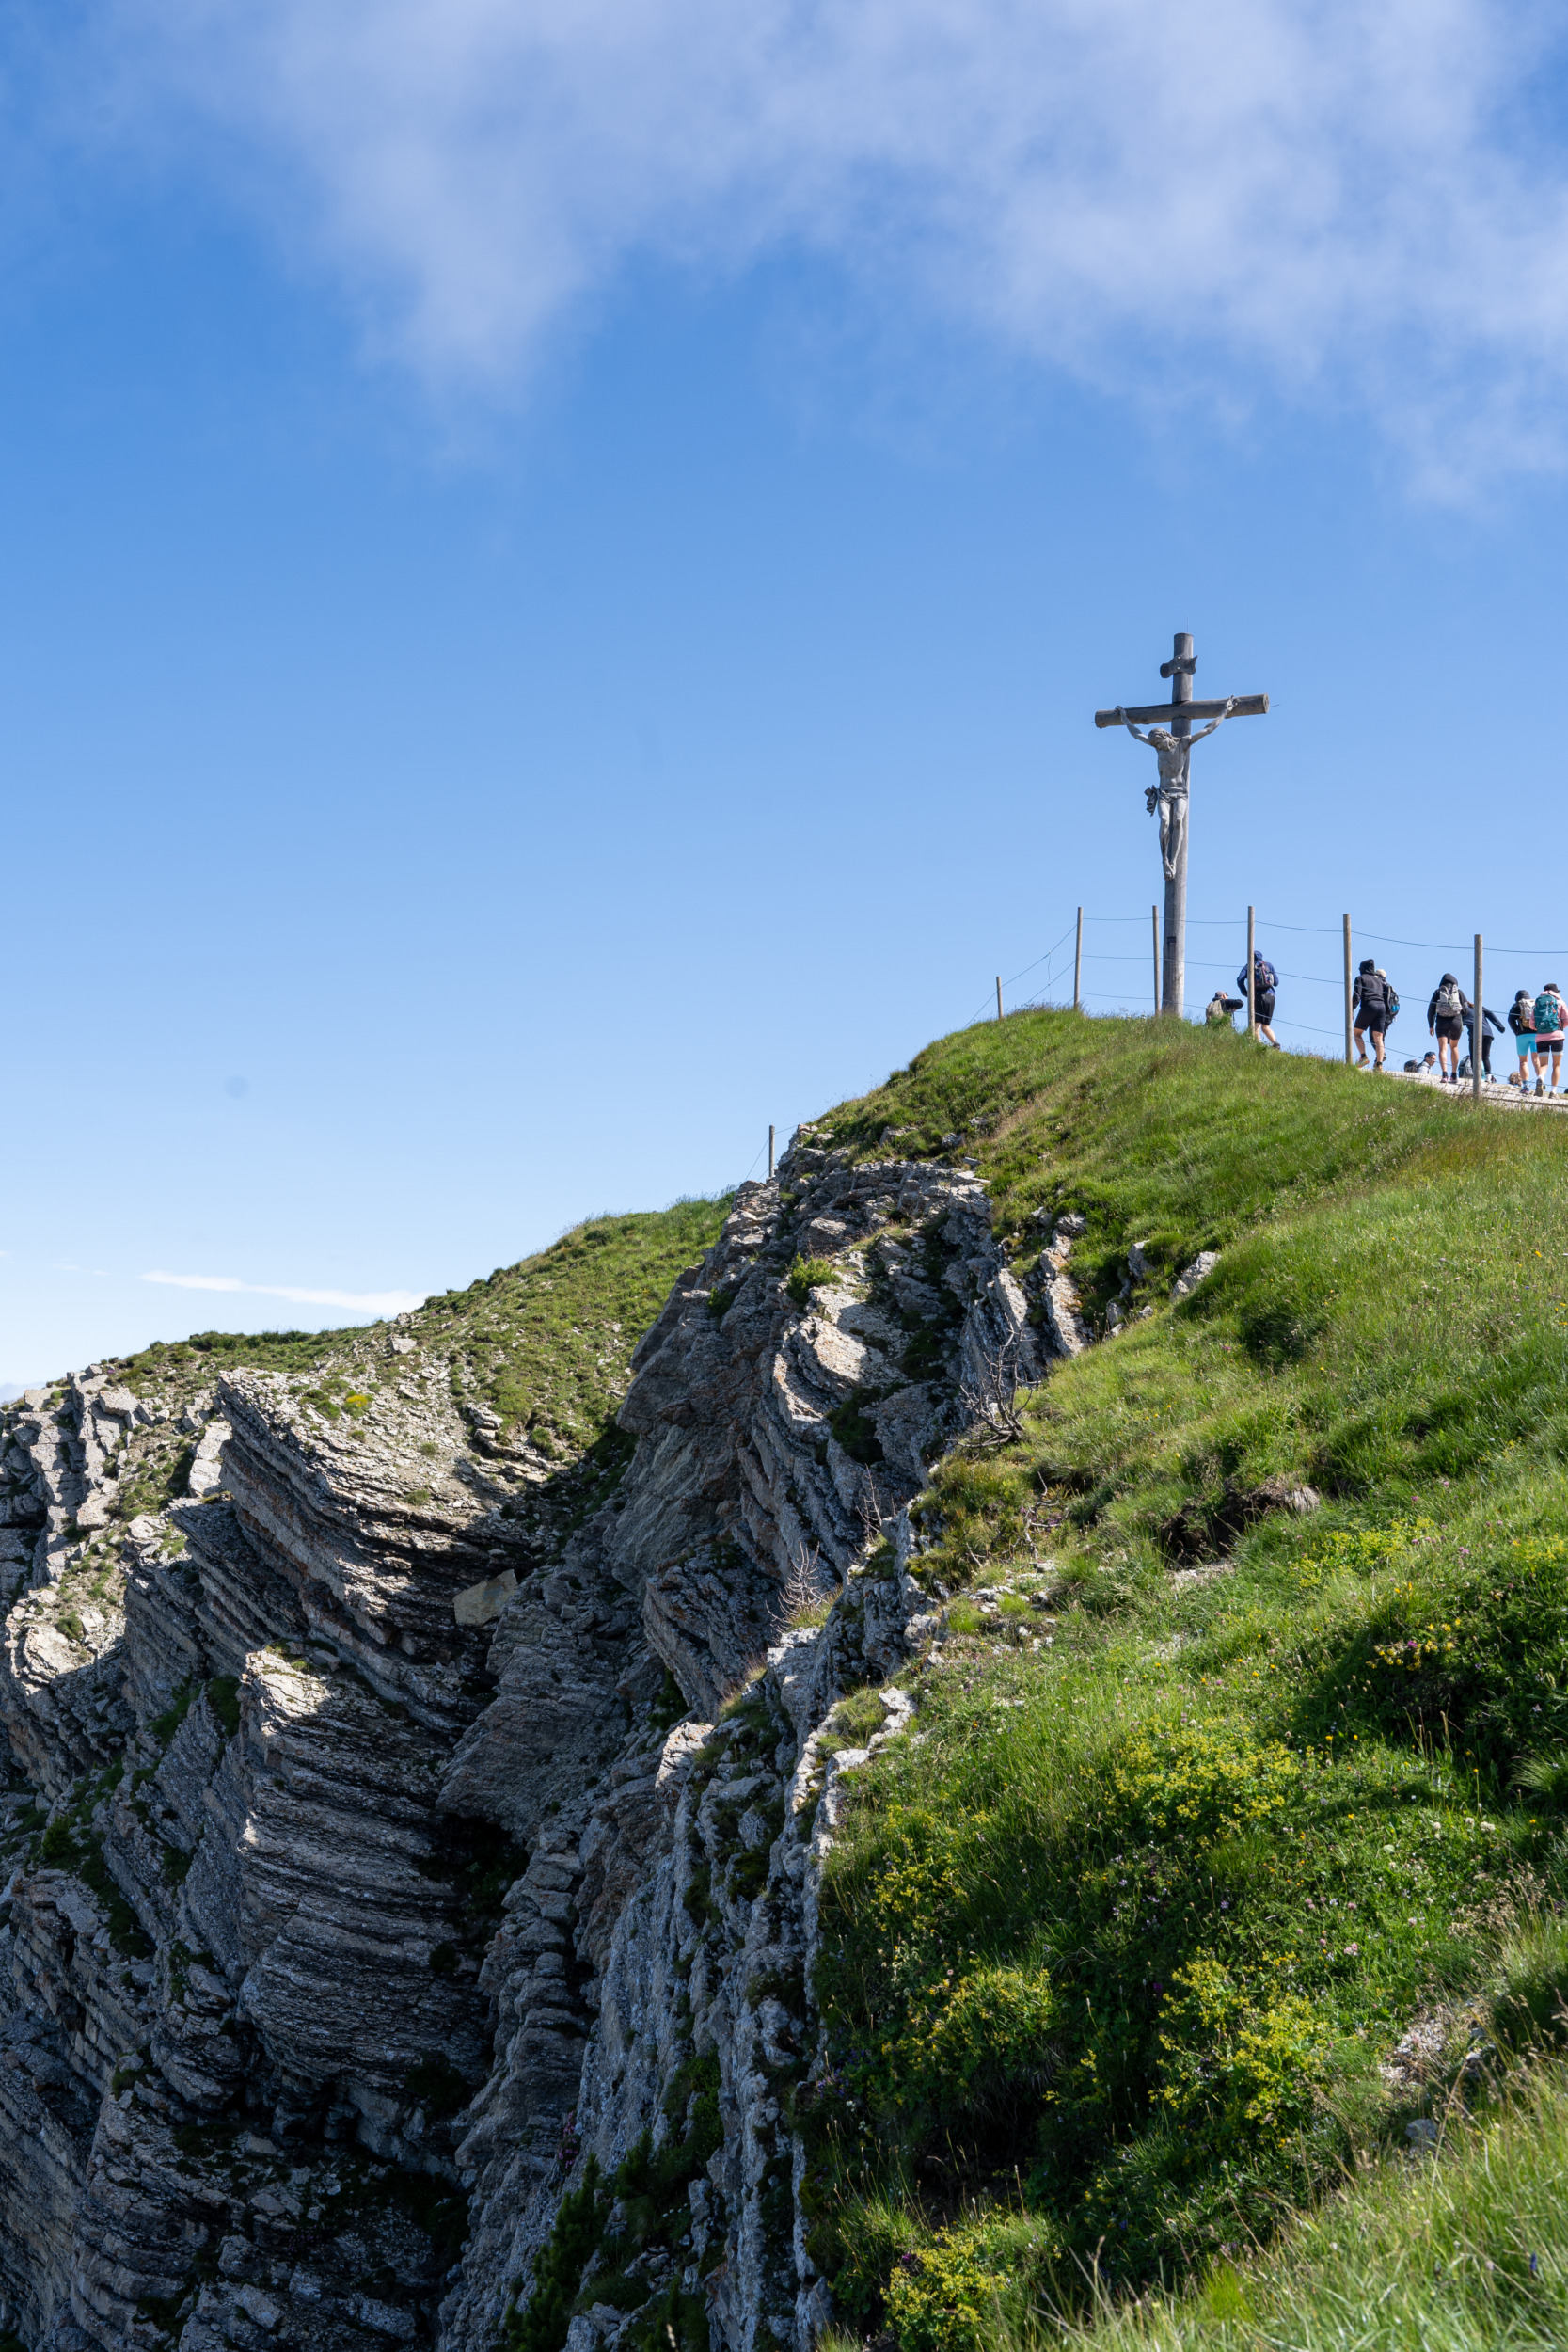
[1531,984,1568,1096]
[1427,973,1469,1083]
[1236,949,1280,1047]
[1351,959,1395,1070]
[1508,989,1536,1088]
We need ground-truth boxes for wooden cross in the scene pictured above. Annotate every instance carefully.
[1094,631,1269,1019]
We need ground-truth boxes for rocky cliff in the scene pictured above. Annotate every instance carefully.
[0,1133,1068,2352]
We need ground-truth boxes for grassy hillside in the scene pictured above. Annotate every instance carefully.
[109,1199,729,1441]
[415,1196,729,1450]
[802,1012,1568,2351]
[57,1198,732,1528]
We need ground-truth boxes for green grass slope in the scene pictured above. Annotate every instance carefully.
[414,1195,729,1451]
[800,1012,1568,2351]
[48,1196,731,1523]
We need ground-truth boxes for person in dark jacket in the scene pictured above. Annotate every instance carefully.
[1236,951,1280,1047]
[1351,959,1393,1070]
[1461,999,1504,1082]
[1428,973,1469,1083]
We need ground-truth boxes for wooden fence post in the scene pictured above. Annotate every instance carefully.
[1073,908,1084,1011]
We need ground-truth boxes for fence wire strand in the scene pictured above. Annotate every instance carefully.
[989,910,1568,1063]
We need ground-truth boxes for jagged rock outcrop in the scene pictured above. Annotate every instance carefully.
[0,1133,1069,2352]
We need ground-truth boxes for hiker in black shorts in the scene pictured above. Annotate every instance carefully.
[1508,989,1537,1088]
[1351,959,1392,1070]
[1532,985,1568,1096]
[1236,950,1280,1047]
[1427,973,1468,1083]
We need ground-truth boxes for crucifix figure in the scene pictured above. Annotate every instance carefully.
[1115,701,1234,883]
[1095,633,1270,1019]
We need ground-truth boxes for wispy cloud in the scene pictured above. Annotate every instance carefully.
[142,1270,425,1314]
[84,1,1568,482]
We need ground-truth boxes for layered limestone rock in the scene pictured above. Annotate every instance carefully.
[436,1139,1049,2352]
[0,1134,1080,2352]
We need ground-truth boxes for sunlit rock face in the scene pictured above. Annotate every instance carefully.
[0,1135,1051,2352]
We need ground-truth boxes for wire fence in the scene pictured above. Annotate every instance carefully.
[738,912,1568,1188]
[973,911,1568,1063]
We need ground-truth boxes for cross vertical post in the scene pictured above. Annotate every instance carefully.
[1247,905,1257,1037]
[1473,935,1483,1101]
[1095,638,1268,1023]
[1163,631,1193,1017]
[1073,907,1083,1010]
[1343,914,1353,1066]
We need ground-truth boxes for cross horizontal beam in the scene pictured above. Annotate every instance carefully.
[1093,692,1269,729]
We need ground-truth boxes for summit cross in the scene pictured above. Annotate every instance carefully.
[1094,632,1269,1019]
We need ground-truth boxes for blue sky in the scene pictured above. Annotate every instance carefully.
[5,0,1568,1383]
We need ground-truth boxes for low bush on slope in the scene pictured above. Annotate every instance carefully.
[803,1012,1568,2346]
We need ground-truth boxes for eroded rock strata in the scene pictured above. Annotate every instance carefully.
[0,1137,1060,2352]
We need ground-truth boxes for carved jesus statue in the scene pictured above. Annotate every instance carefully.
[1113,699,1235,880]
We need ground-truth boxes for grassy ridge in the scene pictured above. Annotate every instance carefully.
[110,1197,731,1455]
[414,1197,730,1449]
[802,1012,1568,2349]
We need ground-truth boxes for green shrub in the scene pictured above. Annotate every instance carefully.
[1155,1959,1334,2141]
[150,1682,196,1748]
[512,2151,651,2348]
[787,1256,838,1309]
[206,1676,241,1738]
[884,2230,1007,2352]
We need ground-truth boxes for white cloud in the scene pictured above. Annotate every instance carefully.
[141,1270,426,1314]
[91,0,1568,478]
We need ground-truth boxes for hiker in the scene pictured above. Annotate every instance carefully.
[1351,959,1393,1069]
[1427,972,1468,1083]
[1205,990,1244,1027]
[1236,949,1281,1047]
[1532,983,1568,1096]
[1508,988,1536,1088]
[1462,998,1504,1082]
